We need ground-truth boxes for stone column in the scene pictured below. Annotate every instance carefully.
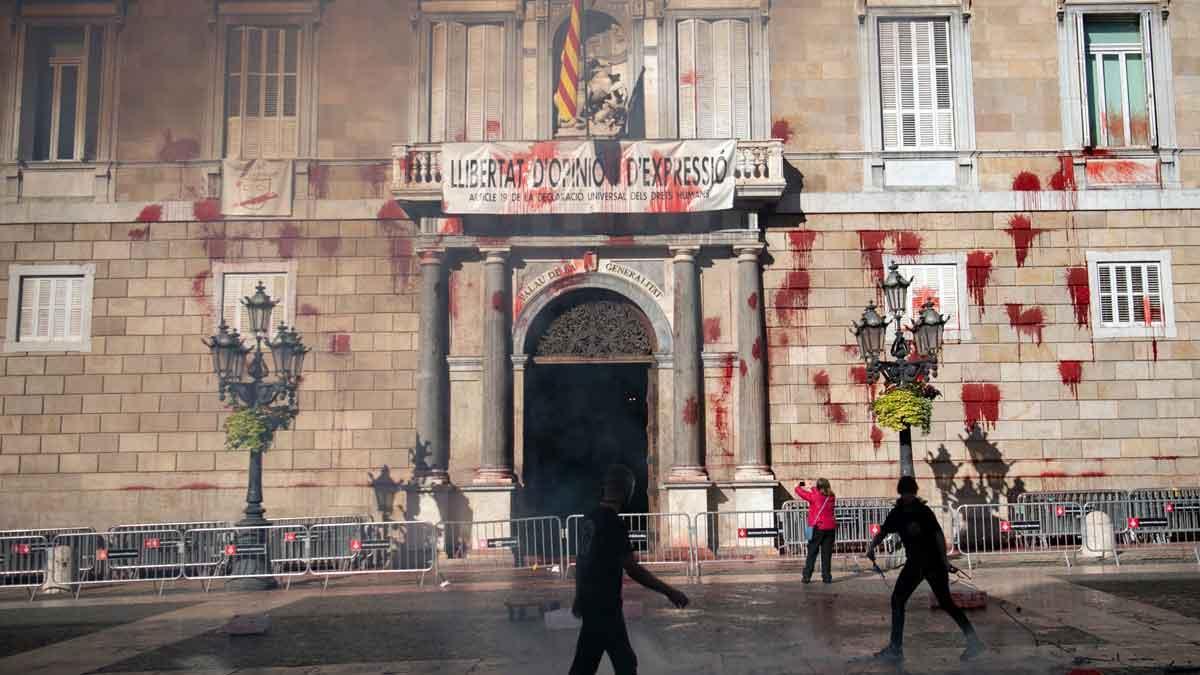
[415,249,450,484]
[669,246,707,482]
[476,249,515,484]
[735,245,774,481]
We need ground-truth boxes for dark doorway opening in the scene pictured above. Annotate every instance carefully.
[521,363,650,519]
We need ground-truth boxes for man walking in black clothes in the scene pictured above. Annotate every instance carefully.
[570,464,689,675]
[867,476,985,663]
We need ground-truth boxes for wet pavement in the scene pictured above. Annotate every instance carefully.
[1,564,1199,674]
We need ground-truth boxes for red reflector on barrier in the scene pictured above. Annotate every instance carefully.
[1056,506,1065,517]
[12,544,31,555]
[1128,517,1140,529]
[1165,503,1175,513]
[737,528,747,539]
[96,548,108,560]
[224,544,237,556]
[999,521,1011,533]
[350,539,362,552]
[869,523,881,536]
[284,532,297,542]
[144,538,160,549]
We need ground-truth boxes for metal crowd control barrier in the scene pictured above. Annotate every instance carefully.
[440,516,563,581]
[1083,493,1200,565]
[780,502,898,560]
[955,502,1083,569]
[565,513,694,579]
[309,520,437,588]
[184,524,310,591]
[695,510,803,577]
[272,514,370,527]
[0,535,50,599]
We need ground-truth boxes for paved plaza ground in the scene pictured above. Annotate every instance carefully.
[1,562,1200,675]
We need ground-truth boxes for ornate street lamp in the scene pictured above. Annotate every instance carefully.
[203,282,308,590]
[851,262,948,478]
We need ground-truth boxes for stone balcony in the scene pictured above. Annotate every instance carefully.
[390,139,788,204]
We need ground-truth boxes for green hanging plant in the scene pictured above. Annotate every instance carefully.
[224,408,273,453]
[872,383,939,434]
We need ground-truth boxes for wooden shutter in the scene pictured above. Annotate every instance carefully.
[446,23,468,143]
[1145,263,1163,323]
[430,22,448,143]
[465,25,486,141]
[712,20,733,138]
[695,20,714,138]
[879,21,900,149]
[483,25,503,140]
[730,20,751,139]
[933,20,954,148]
[1097,263,1115,325]
[67,277,84,339]
[881,19,953,151]
[901,264,959,334]
[223,273,288,334]
[1139,11,1158,146]
[1075,13,1092,147]
[19,276,83,342]
[677,20,697,138]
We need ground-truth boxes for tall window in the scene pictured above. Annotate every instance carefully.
[19,26,104,161]
[878,18,954,151]
[221,272,289,335]
[429,22,505,143]
[1082,16,1155,148]
[676,19,750,139]
[226,26,300,158]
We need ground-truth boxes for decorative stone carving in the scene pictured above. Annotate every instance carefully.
[534,297,654,358]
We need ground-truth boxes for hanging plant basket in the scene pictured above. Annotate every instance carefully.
[224,408,273,453]
[872,383,940,434]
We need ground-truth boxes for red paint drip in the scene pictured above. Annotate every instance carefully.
[842,344,860,358]
[1005,304,1046,346]
[331,334,352,353]
[682,396,700,426]
[1004,215,1045,268]
[850,366,869,385]
[751,336,763,361]
[965,250,994,313]
[193,199,221,222]
[1012,171,1041,192]
[360,163,389,197]
[747,292,758,310]
[786,230,818,258]
[1152,340,1158,362]
[1080,471,1107,478]
[1058,360,1083,399]
[1040,472,1068,479]
[317,237,341,257]
[771,118,795,144]
[739,359,748,377]
[911,287,940,315]
[870,425,884,450]
[680,70,698,86]
[191,271,212,314]
[962,383,1001,431]
[812,370,831,389]
[711,355,736,451]
[1065,267,1091,328]
[857,230,891,283]
[1049,154,1078,213]
[773,270,811,326]
[135,204,163,223]
[276,223,301,259]
[702,317,722,344]
[895,231,923,258]
[812,370,847,424]
[377,200,408,221]
[127,226,149,241]
[298,304,320,317]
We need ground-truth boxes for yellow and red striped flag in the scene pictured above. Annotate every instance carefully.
[554,0,583,125]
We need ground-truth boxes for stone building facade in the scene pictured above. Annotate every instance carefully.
[0,0,1197,530]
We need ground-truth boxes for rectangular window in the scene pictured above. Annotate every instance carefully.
[5,265,95,353]
[221,272,289,335]
[1081,15,1155,148]
[1096,261,1163,328]
[20,26,104,161]
[429,22,504,143]
[878,18,954,151]
[676,18,751,139]
[226,26,301,158]
[897,262,964,339]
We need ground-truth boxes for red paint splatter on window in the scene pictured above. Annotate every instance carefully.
[607,235,636,247]
[157,129,200,162]
[812,370,847,424]
[870,425,884,450]
[771,118,795,144]
[491,291,505,313]
[895,231,923,258]
[702,317,721,344]
[747,292,758,310]
[1058,360,1083,399]
[128,226,149,241]
[191,271,212,314]
[682,396,700,426]
[276,223,301,259]
[857,230,891,283]
[911,287,940,315]
[331,334,352,353]
[193,199,222,222]
[438,218,464,235]
[1005,303,1045,346]
[377,200,408,221]
[298,304,320,317]
[1086,158,1160,186]
[962,383,1001,431]
[486,120,502,138]
[1065,267,1090,329]
[786,230,817,258]
[136,204,163,223]
[680,70,698,86]
[965,250,993,313]
[751,336,763,361]
[360,163,389,197]
[1004,215,1044,268]
[307,163,329,199]
[317,237,341,257]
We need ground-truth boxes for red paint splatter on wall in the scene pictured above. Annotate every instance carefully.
[191,271,212,314]
[857,230,892,283]
[751,336,763,361]
[200,226,226,260]
[739,359,748,378]
[1058,360,1083,399]
[437,218,463,235]
[711,354,736,452]
[962,383,1001,431]
[1049,154,1079,210]
[1065,267,1091,329]
[331,334,352,353]
[773,270,811,329]
[193,199,221,222]
[703,317,722,344]
[377,200,408,221]
[317,237,341,257]
[180,482,219,490]
[298,304,320,317]
[390,236,415,290]
[842,344,860,358]
[682,396,700,426]
[276,223,301,259]
[1080,471,1107,478]
[1004,215,1044,268]
[1040,471,1068,479]
[850,365,877,402]
[895,231,923,258]
[491,291,505,313]
[771,118,795,144]
[965,250,994,313]
[787,229,818,259]
[157,129,200,162]
[747,292,758,310]
[128,226,149,241]
[136,204,163,223]
[1005,303,1046,346]
[812,370,848,424]
[1151,340,1158,362]
[1012,171,1041,192]
[870,425,884,450]
[360,163,389,197]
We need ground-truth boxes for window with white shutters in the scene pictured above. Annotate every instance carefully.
[19,25,105,161]
[898,262,963,338]
[429,22,505,143]
[1096,261,1163,328]
[676,19,751,140]
[6,265,95,353]
[878,18,954,151]
[226,26,300,159]
[221,272,289,336]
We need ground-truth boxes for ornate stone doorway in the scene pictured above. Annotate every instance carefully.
[519,289,658,519]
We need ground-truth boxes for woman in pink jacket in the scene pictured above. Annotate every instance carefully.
[795,478,836,583]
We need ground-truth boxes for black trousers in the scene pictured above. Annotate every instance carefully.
[889,562,975,648]
[803,527,836,581]
[570,610,637,675]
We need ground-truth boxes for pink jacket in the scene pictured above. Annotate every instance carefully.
[795,486,837,530]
